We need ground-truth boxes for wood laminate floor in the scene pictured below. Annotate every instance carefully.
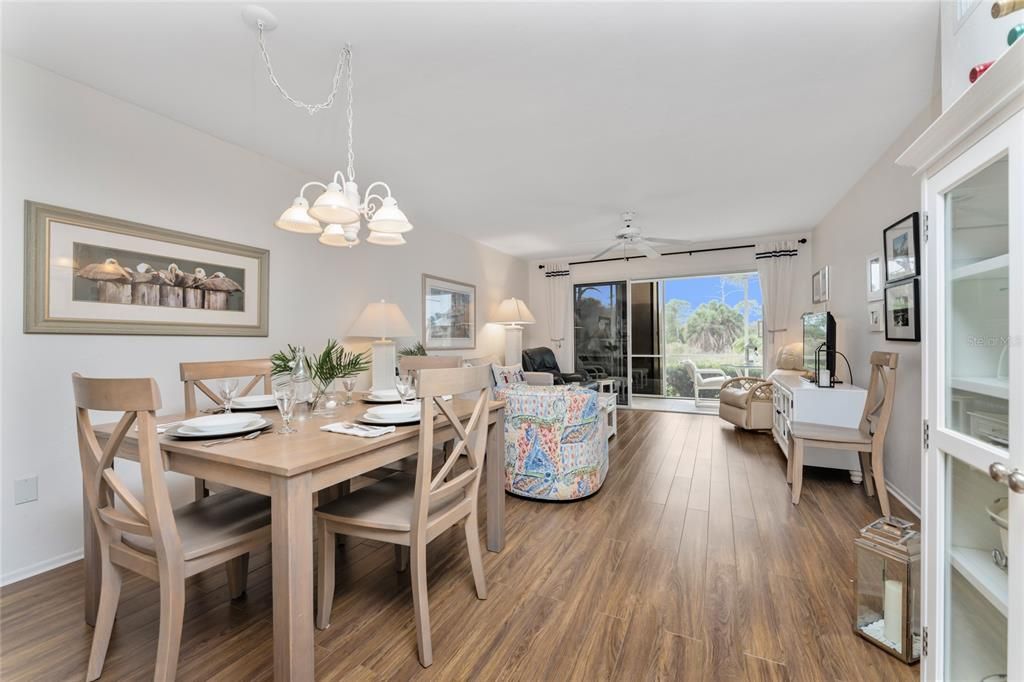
[1,410,919,681]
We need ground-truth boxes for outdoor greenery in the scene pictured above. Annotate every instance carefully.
[659,273,762,399]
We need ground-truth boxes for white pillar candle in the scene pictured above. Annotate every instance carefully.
[883,579,904,647]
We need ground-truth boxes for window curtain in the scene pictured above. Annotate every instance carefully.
[755,240,799,372]
[544,262,571,349]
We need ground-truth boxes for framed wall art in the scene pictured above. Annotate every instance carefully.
[866,252,883,301]
[812,266,830,304]
[883,213,919,283]
[422,274,476,350]
[867,300,884,333]
[24,201,269,336]
[884,278,920,342]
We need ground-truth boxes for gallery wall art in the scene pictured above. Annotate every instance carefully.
[24,202,269,336]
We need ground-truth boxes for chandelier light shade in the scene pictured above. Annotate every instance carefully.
[250,11,413,250]
[274,198,323,234]
[308,182,360,225]
[366,231,407,246]
[367,197,414,234]
[318,223,360,247]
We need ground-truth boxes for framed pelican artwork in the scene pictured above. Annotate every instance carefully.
[24,202,269,335]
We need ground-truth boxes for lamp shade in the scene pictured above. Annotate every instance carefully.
[366,231,407,246]
[348,299,414,340]
[275,197,323,234]
[318,223,360,247]
[368,197,413,234]
[309,182,360,224]
[493,298,536,326]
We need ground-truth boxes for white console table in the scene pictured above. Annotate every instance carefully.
[771,373,867,483]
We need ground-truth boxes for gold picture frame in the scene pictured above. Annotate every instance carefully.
[24,201,270,336]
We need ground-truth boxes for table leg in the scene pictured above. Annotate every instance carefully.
[486,408,505,552]
[83,489,100,626]
[271,473,315,681]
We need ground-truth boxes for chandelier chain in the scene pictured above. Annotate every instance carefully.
[256,22,348,117]
[346,45,355,181]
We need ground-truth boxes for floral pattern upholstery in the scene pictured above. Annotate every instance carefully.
[494,384,608,500]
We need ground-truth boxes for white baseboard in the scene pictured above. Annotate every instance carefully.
[884,480,921,520]
[1,548,83,587]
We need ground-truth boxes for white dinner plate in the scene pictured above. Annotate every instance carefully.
[166,418,272,439]
[366,404,420,420]
[362,390,417,404]
[230,394,276,410]
[359,412,420,426]
[181,413,261,433]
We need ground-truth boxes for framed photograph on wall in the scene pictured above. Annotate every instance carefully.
[867,300,884,333]
[884,278,920,341]
[422,274,476,350]
[866,252,883,301]
[811,266,830,304]
[883,213,919,283]
[24,201,269,336]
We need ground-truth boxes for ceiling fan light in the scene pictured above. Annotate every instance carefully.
[368,197,413,234]
[319,223,360,247]
[309,182,360,224]
[366,231,406,246]
[275,197,322,234]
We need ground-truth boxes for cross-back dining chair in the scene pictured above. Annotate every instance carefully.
[314,364,491,667]
[398,355,463,373]
[788,351,899,517]
[180,358,273,499]
[72,373,271,682]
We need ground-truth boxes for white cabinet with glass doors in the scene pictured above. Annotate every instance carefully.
[897,41,1023,681]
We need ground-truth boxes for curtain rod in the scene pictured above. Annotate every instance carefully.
[537,238,806,269]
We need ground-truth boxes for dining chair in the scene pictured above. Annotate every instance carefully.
[72,373,272,682]
[180,358,273,499]
[314,364,491,667]
[788,351,899,517]
[398,355,463,373]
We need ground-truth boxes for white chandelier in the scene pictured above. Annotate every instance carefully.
[246,6,413,247]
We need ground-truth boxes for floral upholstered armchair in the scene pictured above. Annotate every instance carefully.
[493,383,608,501]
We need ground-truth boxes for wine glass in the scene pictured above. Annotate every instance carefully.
[273,380,297,434]
[218,378,240,413]
[395,372,413,405]
[341,377,357,406]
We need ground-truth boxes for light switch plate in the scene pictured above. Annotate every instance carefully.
[14,476,38,505]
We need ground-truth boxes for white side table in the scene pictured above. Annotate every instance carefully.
[599,394,617,440]
[596,378,616,394]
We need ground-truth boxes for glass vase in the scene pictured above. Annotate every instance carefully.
[312,380,341,417]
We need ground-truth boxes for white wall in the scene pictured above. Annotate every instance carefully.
[941,0,1021,108]
[0,58,527,584]
[526,235,813,372]
[810,99,940,514]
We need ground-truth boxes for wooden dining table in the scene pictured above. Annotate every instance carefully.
[88,398,506,680]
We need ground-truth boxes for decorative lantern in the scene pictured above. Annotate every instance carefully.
[854,516,921,664]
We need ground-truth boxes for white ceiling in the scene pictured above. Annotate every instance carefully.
[3,1,939,260]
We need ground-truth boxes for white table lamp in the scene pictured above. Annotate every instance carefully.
[493,298,536,365]
[348,300,415,393]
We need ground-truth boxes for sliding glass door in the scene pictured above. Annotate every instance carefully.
[630,281,664,396]
[573,281,628,404]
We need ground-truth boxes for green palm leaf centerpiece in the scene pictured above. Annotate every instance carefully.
[271,339,371,409]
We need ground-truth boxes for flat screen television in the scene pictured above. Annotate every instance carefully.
[802,312,837,379]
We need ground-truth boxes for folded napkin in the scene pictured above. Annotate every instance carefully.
[320,422,396,438]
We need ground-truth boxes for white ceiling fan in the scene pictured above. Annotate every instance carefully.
[588,211,691,261]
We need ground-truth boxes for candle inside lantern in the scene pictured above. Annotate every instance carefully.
[883,579,903,647]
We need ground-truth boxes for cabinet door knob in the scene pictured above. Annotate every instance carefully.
[990,462,1010,483]
[1010,470,1024,495]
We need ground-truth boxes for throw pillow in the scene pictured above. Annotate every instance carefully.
[491,363,526,387]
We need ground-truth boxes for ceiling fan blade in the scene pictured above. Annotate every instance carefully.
[645,237,693,247]
[589,242,621,261]
[634,241,661,259]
